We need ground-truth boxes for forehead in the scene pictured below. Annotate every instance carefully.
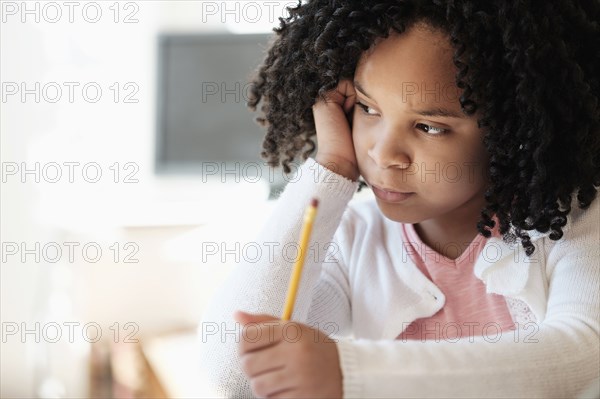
[355,24,460,105]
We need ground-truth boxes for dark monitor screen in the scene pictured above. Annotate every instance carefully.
[155,33,276,176]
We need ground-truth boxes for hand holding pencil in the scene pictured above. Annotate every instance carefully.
[233,197,343,398]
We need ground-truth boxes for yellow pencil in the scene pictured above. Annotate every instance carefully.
[281,197,319,321]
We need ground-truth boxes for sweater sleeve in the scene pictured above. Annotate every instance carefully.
[304,229,354,338]
[336,199,600,398]
[198,157,359,398]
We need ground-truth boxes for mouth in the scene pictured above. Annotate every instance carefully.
[369,183,414,203]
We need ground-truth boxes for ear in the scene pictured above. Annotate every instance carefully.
[233,310,280,325]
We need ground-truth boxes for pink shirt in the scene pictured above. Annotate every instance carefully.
[397,220,516,341]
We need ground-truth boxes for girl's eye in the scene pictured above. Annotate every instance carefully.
[355,101,379,116]
[355,102,449,135]
[415,123,448,135]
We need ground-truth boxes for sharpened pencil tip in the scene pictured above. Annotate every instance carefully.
[311,198,319,208]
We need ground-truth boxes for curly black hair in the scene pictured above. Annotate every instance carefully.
[246,0,600,256]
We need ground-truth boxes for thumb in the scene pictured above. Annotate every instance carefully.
[233,310,280,325]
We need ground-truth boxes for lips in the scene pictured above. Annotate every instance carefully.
[369,182,414,203]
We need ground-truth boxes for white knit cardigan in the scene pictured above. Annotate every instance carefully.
[198,157,600,398]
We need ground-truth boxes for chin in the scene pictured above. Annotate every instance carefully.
[374,199,423,224]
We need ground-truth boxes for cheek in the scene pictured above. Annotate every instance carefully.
[442,149,489,189]
[457,141,489,179]
[350,118,371,153]
[414,144,489,190]
[352,130,367,150]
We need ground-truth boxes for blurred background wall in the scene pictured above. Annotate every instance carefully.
[1,1,349,397]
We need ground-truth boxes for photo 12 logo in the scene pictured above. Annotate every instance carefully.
[200,240,340,264]
[1,82,140,104]
[1,162,140,184]
[200,1,298,24]
[199,320,340,344]
[2,321,139,343]
[1,2,140,24]
[1,242,140,264]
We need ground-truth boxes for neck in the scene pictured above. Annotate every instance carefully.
[414,190,487,260]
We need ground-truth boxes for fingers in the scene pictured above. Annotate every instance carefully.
[266,388,296,399]
[339,78,356,96]
[240,346,286,378]
[234,310,278,325]
[236,319,343,399]
[237,322,298,398]
[314,79,356,110]
[238,320,285,356]
[249,365,296,399]
[342,94,356,115]
[337,80,356,115]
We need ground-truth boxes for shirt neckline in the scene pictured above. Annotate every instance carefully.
[401,217,501,268]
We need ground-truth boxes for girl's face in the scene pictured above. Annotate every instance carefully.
[352,23,489,228]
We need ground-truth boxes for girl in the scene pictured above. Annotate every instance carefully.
[199,1,599,398]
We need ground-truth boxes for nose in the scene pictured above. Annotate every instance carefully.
[367,127,412,169]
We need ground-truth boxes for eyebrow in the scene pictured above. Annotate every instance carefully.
[416,107,466,119]
[353,80,467,119]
